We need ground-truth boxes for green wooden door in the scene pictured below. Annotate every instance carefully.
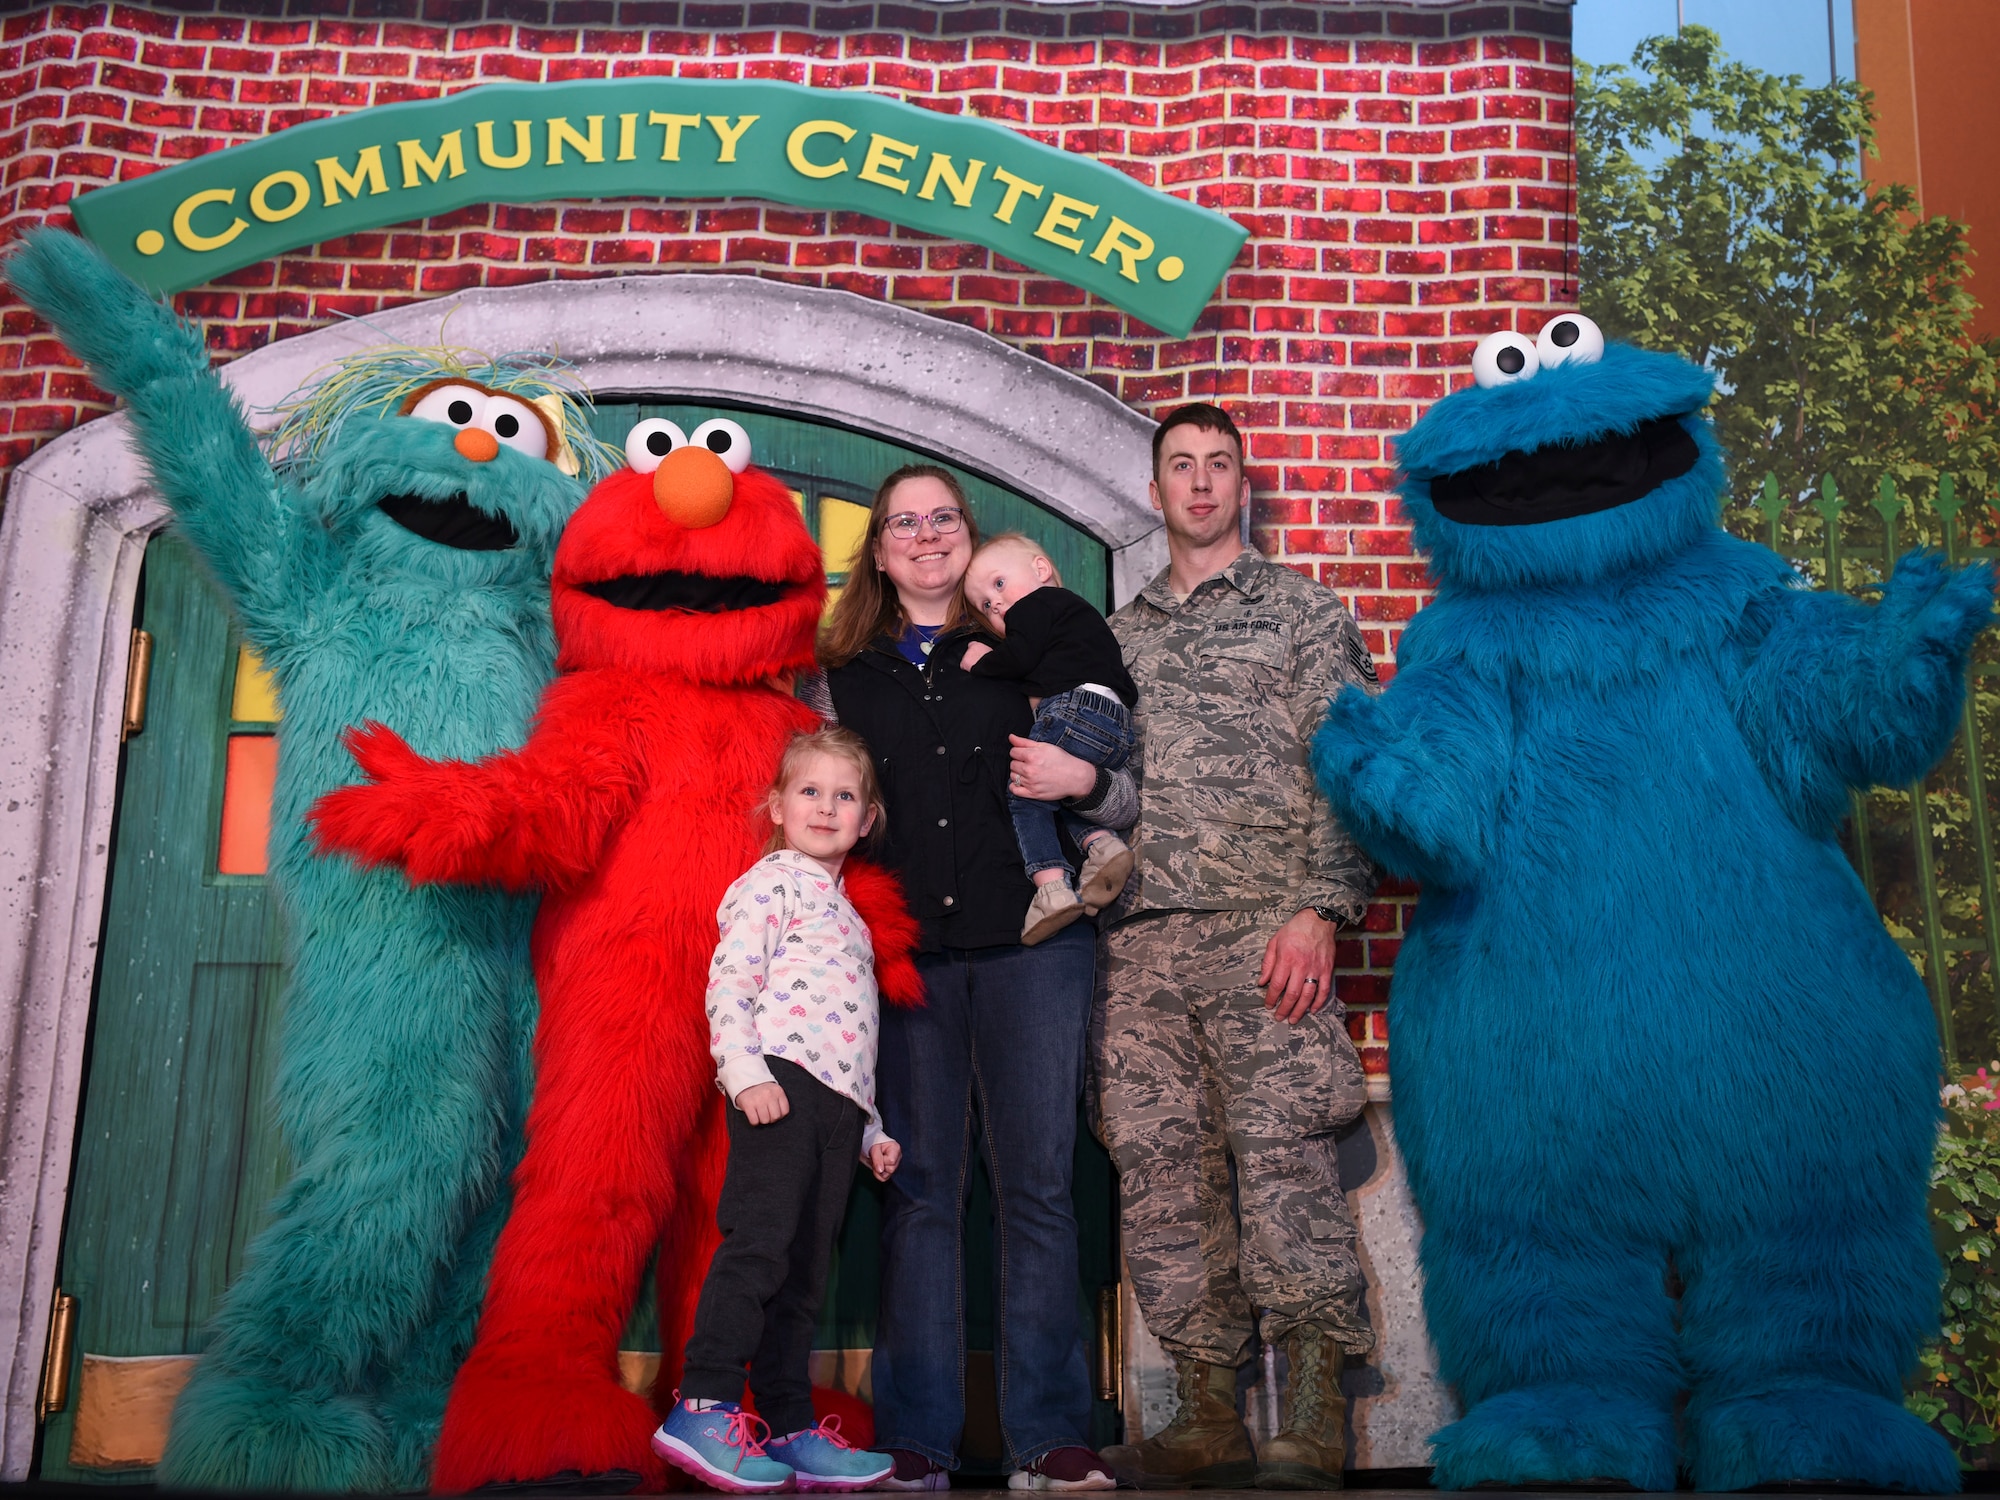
[39,533,289,1482]
[588,403,1121,1460]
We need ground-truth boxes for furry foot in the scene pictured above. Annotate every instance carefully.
[1685,1383,1959,1494]
[158,1366,392,1492]
[1428,1385,1677,1492]
[434,1363,668,1493]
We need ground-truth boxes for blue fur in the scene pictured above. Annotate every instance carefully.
[1313,341,1990,1492]
[8,229,588,1492]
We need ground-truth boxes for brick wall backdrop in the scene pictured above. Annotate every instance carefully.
[0,0,1579,1077]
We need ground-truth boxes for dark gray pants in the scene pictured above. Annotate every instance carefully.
[681,1057,865,1435]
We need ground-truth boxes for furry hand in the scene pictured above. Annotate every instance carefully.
[308,722,499,881]
[6,228,206,395]
[868,1140,901,1181]
[1877,550,1996,668]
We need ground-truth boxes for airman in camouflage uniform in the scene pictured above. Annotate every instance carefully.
[1099,530,1379,1490]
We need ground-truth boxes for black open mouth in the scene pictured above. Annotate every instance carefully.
[1428,414,1700,527]
[377,493,520,551]
[578,571,793,613]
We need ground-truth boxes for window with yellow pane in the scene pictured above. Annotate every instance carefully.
[217,645,281,876]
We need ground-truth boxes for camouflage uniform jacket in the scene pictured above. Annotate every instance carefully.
[1109,548,1379,924]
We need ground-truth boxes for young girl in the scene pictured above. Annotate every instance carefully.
[654,728,903,1494]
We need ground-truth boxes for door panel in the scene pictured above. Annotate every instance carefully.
[40,534,287,1482]
[588,403,1121,1457]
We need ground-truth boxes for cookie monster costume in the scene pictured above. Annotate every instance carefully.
[7,229,614,1492]
[310,416,925,1491]
[1311,319,1994,1492]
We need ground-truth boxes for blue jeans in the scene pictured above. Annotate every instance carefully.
[871,923,1097,1470]
[1010,688,1134,878]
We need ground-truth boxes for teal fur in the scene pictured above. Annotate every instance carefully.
[8,229,591,1491]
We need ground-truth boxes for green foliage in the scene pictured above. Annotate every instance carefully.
[1575,26,2000,552]
[1911,1075,2000,1466]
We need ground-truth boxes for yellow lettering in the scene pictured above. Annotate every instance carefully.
[249,169,310,223]
[397,130,466,188]
[990,166,1044,225]
[1033,191,1098,253]
[172,187,246,252]
[477,119,532,169]
[546,115,604,165]
[650,111,703,161]
[316,146,389,207]
[918,152,985,207]
[706,114,760,163]
[1089,215,1156,282]
[787,120,855,179]
[617,112,638,161]
[857,133,919,193]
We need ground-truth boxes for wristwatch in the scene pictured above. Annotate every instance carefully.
[1304,904,1339,925]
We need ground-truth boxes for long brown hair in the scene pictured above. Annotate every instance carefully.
[820,463,983,668]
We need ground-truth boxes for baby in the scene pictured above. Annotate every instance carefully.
[960,533,1138,945]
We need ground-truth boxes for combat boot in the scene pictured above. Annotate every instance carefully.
[1100,1357,1256,1489]
[1255,1326,1346,1489]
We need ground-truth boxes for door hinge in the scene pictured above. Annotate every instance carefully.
[36,1287,77,1422]
[122,628,154,741]
[1095,1282,1122,1406]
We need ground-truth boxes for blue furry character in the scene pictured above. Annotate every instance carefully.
[1312,319,1993,1493]
[8,229,614,1492]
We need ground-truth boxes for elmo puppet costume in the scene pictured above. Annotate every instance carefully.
[311,415,923,1491]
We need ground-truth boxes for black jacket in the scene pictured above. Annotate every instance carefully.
[967,586,1137,706]
[826,631,1036,952]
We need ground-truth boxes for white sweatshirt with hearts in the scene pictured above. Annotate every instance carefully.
[706,848,889,1155]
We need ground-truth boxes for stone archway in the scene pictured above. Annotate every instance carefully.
[0,272,1163,1476]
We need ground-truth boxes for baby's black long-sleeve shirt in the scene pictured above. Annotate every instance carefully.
[967,586,1137,706]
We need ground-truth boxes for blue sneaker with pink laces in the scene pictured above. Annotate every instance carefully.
[765,1416,895,1493]
[652,1398,794,1494]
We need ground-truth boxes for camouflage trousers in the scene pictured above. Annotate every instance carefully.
[1096,909,1373,1366]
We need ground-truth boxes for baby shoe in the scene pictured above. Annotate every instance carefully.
[1076,834,1135,911]
[1022,881,1087,945]
[1007,1446,1117,1491]
[653,1398,794,1494]
[766,1416,894,1492]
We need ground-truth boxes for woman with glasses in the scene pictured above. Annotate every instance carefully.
[804,463,1133,1492]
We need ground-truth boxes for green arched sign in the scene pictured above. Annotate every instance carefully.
[68,77,1245,337]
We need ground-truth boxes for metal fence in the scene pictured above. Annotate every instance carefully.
[1736,475,2000,1077]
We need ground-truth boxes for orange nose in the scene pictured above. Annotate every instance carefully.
[653,446,734,528]
[455,428,500,463]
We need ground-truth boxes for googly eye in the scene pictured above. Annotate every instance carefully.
[690,418,753,475]
[1471,331,1541,388]
[408,384,489,428]
[624,418,689,475]
[481,395,550,463]
[1536,313,1604,369]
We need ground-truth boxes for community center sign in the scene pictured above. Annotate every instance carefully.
[70,77,1245,337]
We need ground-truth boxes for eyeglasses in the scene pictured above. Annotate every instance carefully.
[882,508,965,539]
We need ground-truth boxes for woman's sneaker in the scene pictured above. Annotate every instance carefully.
[878,1448,951,1491]
[1008,1446,1117,1492]
[652,1399,794,1494]
[1076,834,1134,911]
[765,1416,894,1492]
[1022,881,1087,945]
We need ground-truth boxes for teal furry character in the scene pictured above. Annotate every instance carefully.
[8,228,615,1492]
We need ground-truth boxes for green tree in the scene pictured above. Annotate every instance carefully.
[1575,25,2000,549]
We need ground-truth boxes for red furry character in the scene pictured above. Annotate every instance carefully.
[311,428,924,1491]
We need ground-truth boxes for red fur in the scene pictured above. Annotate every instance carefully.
[310,463,920,1491]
